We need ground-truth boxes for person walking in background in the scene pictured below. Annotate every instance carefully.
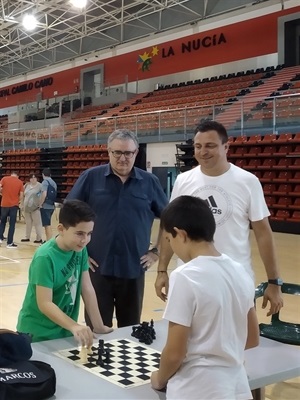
[67,129,168,328]
[155,120,283,316]
[0,171,24,248]
[21,173,43,244]
[39,168,57,241]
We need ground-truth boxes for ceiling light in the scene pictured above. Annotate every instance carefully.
[70,0,87,8]
[22,14,37,31]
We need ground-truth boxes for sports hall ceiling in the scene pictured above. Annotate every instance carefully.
[0,0,276,81]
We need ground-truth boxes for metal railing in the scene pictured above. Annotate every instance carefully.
[1,93,300,150]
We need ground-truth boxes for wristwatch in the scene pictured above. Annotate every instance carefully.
[149,247,159,256]
[268,278,283,286]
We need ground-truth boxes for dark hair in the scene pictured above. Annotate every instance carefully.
[160,195,215,242]
[195,120,228,144]
[59,200,96,228]
[42,168,51,177]
[29,173,37,179]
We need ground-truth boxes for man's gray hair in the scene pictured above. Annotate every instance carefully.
[107,129,139,148]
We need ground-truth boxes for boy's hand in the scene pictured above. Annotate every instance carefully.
[93,325,114,335]
[88,257,99,272]
[155,272,169,302]
[71,325,93,347]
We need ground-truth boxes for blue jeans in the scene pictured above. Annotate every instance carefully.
[0,206,19,244]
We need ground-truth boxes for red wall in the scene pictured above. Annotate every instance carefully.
[0,6,299,109]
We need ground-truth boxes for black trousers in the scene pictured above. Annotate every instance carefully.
[85,273,145,328]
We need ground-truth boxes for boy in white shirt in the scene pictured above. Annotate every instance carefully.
[151,195,259,400]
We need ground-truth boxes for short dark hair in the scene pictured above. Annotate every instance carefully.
[160,195,215,242]
[59,200,96,228]
[42,168,51,177]
[195,120,228,144]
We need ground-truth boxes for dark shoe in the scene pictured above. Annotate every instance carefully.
[34,239,43,243]
[7,243,17,248]
[21,239,30,242]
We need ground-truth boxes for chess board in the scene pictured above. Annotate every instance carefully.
[54,338,161,389]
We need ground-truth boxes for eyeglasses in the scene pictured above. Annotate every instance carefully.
[110,150,136,159]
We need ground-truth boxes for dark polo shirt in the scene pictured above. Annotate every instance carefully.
[67,164,168,279]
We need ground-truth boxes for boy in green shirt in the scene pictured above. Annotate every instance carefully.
[17,199,112,346]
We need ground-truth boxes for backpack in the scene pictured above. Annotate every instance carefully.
[0,331,56,400]
[0,360,56,400]
[44,181,57,205]
[24,184,41,213]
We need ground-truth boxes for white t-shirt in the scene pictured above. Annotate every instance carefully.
[171,164,270,276]
[164,254,255,400]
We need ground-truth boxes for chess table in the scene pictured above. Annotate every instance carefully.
[31,319,300,399]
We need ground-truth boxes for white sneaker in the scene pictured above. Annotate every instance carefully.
[6,243,17,248]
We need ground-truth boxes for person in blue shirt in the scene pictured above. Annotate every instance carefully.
[67,129,168,328]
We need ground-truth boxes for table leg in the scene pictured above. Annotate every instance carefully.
[251,387,265,400]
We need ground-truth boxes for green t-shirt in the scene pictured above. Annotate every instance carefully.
[17,238,89,342]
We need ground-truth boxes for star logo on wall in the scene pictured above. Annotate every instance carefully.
[137,46,159,71]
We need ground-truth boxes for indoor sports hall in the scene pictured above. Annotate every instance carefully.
[0,217,299,399]
[0,1,300,399]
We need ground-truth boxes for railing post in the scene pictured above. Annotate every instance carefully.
[184,108,187,140]
[241,101,244,136]
[135,115,138,136]
[273,97,276,134]
[48,126,51,148]
[95,121,98,144]
[158,112,161,141]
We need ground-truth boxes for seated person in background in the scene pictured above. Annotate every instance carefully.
[17,200,113,346]
[151,196,259,400]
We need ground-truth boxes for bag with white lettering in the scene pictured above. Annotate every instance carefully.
[0,360,56,400]
[0,330,56,400]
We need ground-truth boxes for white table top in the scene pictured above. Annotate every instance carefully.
[31,320,300,399]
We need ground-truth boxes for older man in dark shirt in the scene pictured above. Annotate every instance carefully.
[67,129,168,328]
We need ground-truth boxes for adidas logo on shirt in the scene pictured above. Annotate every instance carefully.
[205,195,222,215]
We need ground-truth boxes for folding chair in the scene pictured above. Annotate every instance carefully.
[255,282,300,346]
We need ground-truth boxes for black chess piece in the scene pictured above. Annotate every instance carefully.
[132,324,143,339]
[144,333,153,345]
[150,319,156,340]
[132,320,156,343]
[104,349,110,363]
[97,349,104,367]
[98,339,105,354]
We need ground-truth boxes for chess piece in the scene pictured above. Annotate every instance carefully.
[150,319,156,340]
[132,320,156,343]
[104,349,110,363]
[98,339,105,354]
[97,347,104,367]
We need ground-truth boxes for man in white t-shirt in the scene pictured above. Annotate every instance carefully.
[151,195,259,400]
[155,120,283,316]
